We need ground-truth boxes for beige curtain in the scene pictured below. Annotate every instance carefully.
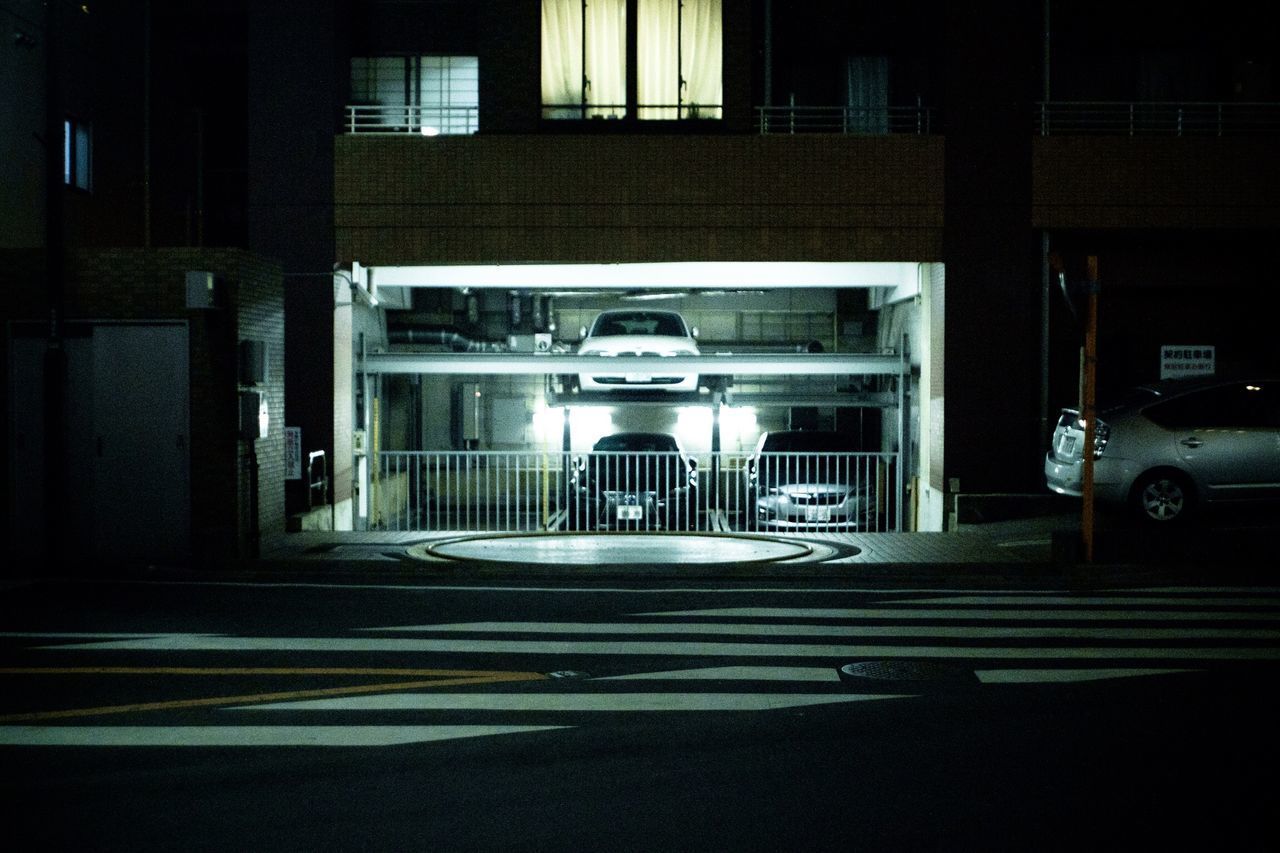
[541,0,583,118]
[680,0,722,119]
[637,0,679,119]
[542,0,626,119]
[638,0,721,119]
[585,0,626,118]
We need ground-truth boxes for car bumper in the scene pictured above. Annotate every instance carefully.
[578,373,699,392]
[754,496,865,528]
[594,490,696,528]
[1043,453,1128,503]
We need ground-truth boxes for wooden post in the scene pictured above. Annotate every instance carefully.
[1081,256,1099,563]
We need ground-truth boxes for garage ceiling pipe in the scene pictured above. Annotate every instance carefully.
[386,327,504,352]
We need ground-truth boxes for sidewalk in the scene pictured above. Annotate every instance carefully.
[249,507,1277,584]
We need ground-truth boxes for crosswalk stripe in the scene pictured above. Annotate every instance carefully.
[600,667,840,682]
[884,596,1280,606]
[0,725,568,747]
[596,666,1203,685]
[974,668,1197,684]
[230,693,913,713]
[637,608,1280,621]
[365,622,1280,641]
[37,634,1280,660]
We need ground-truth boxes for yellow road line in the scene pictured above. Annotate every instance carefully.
[0,667,542,678]
[0,670,548,724]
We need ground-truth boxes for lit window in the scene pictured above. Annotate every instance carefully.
[541,0,626,119]
[541,0,721,121]
[637,0,722,119]
[350,56,479,135]
[64,118,92,190]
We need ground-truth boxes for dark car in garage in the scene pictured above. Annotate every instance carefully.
[565,432,699,531]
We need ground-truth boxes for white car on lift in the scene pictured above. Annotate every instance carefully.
[576,309,700,392]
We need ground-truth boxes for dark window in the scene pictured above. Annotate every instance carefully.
[349,55,479,135]
[591,312,687,337]
[1145,383,1278,429]
[593,433,680,452]
[761,431,858,453]
[64,117,91,191]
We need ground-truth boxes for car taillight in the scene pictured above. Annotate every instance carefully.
[1075,416,1110,458]
[1092,419,1110,458]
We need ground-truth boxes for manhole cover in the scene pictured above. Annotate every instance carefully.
[838,661,972,683]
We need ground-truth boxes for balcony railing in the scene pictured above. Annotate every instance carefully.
[755,104,934,135]
[1036,101,1280,136]
[343,102,934,135]
[345,104,478,135]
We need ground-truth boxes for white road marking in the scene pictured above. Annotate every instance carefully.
[638,608,1280,621]
[36,579,1280,595]
[230,692,910,712]
[599,667,841,682]
[883,596,1280,607]
[99,580,1057,594]
[38,634,1280,660]
[365,621,1280,641]
[0,632,189,639]
[0,725,567,747]
[975,668,1198,684]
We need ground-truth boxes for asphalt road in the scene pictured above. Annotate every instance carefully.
[2,574,1279,851]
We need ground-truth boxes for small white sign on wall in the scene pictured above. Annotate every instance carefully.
[284,426,302,480]
[1160,345,1215,380]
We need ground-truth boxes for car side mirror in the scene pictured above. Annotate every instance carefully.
[691,326,699,339]
[579,325,588,340]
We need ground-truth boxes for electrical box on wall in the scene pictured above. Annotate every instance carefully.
[450,383,482,449]
[239,339,267,385]
[239,391,269,440]
[507,333,553,353]
[185,270,222,309]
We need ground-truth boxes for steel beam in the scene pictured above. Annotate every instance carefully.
[361,352,904,376]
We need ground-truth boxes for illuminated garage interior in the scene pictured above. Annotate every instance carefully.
[336,261,945,535]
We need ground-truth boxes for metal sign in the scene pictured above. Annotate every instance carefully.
[1160,345,1215,380]
[284,427,302,480]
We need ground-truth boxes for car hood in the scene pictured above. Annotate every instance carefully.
[765,483,854,498]
[579,335,700,356]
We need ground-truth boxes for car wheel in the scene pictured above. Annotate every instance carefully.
[1131,470,1195,524]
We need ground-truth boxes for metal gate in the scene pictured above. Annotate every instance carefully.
[372,449,900,537]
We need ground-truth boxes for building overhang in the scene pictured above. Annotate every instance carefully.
[350,261,921,304]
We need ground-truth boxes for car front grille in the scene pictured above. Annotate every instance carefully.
[788,492,847,506]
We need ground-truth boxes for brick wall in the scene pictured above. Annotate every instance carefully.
[0,248,283,567]
[1033,137,1280,229]
[335,134,946,265]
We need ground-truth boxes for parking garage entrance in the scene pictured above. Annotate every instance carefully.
[340,261,941,540]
